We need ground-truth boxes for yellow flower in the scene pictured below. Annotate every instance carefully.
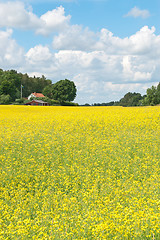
[0,105,160,239]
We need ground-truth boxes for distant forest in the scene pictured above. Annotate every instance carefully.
[0,69,160,106]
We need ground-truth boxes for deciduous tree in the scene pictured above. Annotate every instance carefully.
[51,79,77,102]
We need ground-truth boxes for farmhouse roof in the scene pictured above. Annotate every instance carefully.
[32,92,45,98]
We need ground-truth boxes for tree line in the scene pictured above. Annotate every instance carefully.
[0,68,160,106]
[85,83,160,107]
[0,69,77,105]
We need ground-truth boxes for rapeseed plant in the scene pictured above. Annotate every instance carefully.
[0,105,160,239]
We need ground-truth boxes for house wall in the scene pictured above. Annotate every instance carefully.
[28,94,35,100]
[31,102,43,106]
[25,100,49,106]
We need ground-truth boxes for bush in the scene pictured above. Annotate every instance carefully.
[60,101,79,106]
[15,98,24,104]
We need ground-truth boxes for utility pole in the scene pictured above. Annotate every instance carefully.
[21,84,23,99]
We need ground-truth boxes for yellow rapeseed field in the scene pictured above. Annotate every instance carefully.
[0,105,160,239]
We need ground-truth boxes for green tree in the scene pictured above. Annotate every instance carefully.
[21,74,52,97]
[155,82,160,104]
[51,79,77,102]
[119,92,143,107]
[0,94,11,104]
[42,85,53,99]
[145,85,158,105]
[0,69,21,100]
[0,80,16,100]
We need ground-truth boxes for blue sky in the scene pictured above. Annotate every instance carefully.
[0,0,160,104]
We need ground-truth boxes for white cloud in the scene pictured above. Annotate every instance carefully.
[36,6,71,36]
[26,45,52,63]
[53,25,96,50]
[0,2,71,35]
[0,1,40,29]
[24,45,56,75]
[0,29,24,68]
[52,25,160,58]
[125,6,150,19]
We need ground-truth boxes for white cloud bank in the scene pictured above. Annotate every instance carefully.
[0,2,159,104]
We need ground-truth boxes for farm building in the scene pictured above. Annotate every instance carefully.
[28,92,45,100]
[25,100,49,106]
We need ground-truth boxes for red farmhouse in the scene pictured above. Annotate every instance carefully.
[25,100,49,106]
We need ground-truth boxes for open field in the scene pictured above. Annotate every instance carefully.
[0,106,160,239]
